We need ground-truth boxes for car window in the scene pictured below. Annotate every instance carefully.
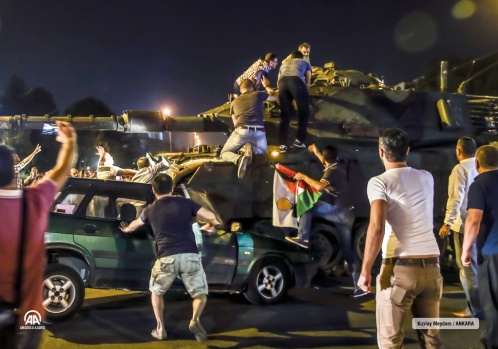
[54,193,85,214]
[86,195,111,219]
[116,197,147,219]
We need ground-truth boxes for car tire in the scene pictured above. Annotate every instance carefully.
[43,263,85,321]
[243,258,290,305]
[309,223,342,273]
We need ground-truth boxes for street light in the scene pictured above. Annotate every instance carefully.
[162,108,172,152]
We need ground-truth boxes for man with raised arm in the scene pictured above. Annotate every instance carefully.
[0,122,77,349]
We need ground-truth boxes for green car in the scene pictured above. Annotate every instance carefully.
[44,175,317,321]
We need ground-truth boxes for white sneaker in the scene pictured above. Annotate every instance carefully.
[292,139,306,148]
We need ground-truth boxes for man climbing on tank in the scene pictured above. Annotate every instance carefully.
[221,79,277,179]
[234,53,279,95]
[286,144,364,297]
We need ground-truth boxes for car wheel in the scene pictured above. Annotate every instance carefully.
[310,223,342,272]
[243,258,290,305]
[43,263,85,321]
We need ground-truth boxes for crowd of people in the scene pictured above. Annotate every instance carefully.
[1,41,498,349]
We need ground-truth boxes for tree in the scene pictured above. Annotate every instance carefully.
[24,87,58,115]
[0,73,29,115]
[64,97,114,116]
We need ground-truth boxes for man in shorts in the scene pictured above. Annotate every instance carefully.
[120,173,219,342]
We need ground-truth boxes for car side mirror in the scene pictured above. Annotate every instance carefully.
[120,203,137,222]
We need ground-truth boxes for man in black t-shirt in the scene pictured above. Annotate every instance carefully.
[286,144,362,297]
[462,145,498,348]
[221,79,277,179]
[120,174,219,342]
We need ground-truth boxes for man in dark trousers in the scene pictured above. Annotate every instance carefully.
[277,51,312,151]
[120,173,219,342]
[439,137,482,318]
[462,145,498,349]
[0,122,77,349]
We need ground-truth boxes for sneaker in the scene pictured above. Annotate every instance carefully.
[244,143,253,165]
[279,145,287,153]
[285,236,309,249]
[189,320,207,342]
[292,139,306,148]
[352,288,369,298]
[151,328,167,340]
[237,155,249,179]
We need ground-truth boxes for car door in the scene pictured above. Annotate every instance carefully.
[73,182,156,290]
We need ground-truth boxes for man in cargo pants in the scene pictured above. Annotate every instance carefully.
[358,128,444,348]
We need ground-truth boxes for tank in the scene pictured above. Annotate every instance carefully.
[2,62,497,273]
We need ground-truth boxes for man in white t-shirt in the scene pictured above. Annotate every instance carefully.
[358,128,444,349]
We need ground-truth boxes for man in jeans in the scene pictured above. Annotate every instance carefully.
[286,144,362,296]
[120,173,219,342]
[358,128,444,348]
[462,145,498,349]
[439,137,482,318]
[0,122,77,349]
[221,79,277,178]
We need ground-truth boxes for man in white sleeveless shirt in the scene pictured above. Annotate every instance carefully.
[358,128,444,349]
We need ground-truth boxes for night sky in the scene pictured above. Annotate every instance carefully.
[0,0,497,116]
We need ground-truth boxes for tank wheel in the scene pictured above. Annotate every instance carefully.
[43,263,85,321]
[353,222,382,270]
[310,223,342,272]
[244,258,290,305]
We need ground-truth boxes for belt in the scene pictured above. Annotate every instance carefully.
[236,125,265,132]
[382,257,439,266]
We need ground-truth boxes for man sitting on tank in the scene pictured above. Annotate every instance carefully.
[220,79,277,179]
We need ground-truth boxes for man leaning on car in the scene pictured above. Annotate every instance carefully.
[120,173,219,342]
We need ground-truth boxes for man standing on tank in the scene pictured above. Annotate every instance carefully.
[277,51,312,151]
[282,42,311,64]
[120,173,219,342]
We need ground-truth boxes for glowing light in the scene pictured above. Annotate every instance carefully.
[452,0,476,19]
[162,108,171,116]
[394,12,438,53]
[193,132,201,146]
[270,150,280,157]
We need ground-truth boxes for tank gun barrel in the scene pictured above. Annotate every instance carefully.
[0,110,229,133]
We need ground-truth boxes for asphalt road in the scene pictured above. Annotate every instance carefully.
[39,266,484,349]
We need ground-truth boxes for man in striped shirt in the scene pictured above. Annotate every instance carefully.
[234,53,278,94]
